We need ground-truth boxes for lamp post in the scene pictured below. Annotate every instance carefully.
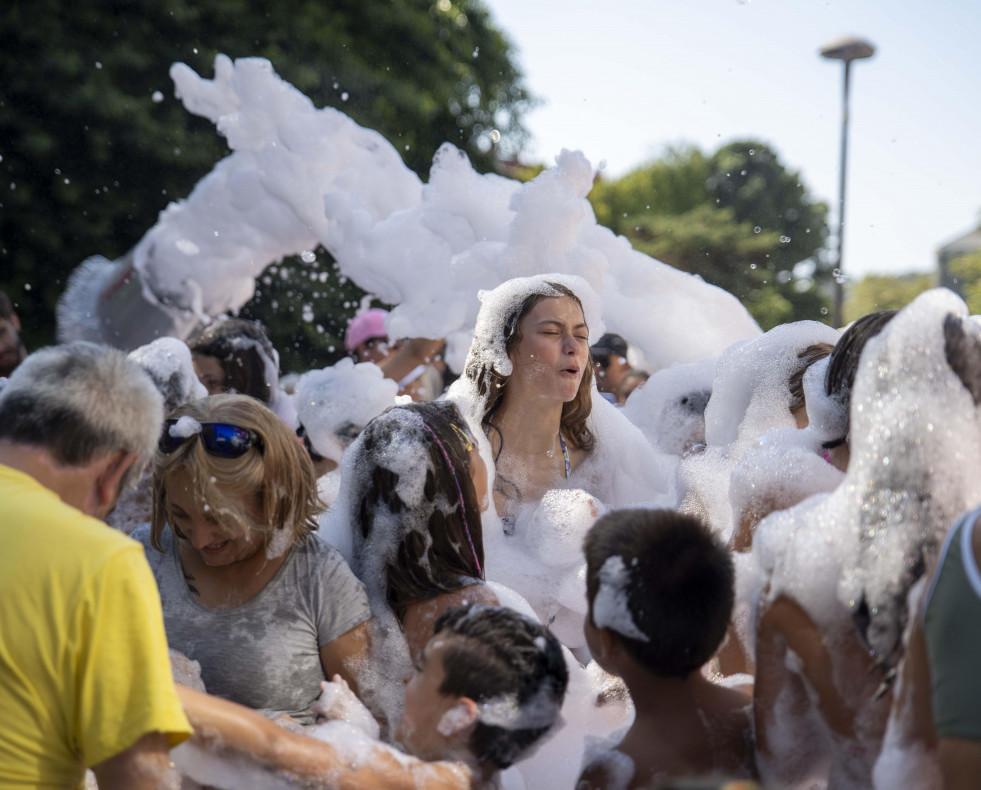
[820,35,875,328]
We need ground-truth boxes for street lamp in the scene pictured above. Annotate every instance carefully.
[820,35,875,328]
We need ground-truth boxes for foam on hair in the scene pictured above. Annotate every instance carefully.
[435,604,569,769]
[584,508,734,678]
[150,394,322,553]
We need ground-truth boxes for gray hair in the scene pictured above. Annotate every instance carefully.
[0,342,164,490]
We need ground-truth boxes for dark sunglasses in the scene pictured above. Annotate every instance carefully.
[159,419,264,458]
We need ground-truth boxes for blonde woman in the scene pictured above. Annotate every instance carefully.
[131,394,371,725]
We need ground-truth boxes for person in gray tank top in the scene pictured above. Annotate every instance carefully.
[134,393,371,726]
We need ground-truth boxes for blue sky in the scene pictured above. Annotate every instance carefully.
[482,0,981,280]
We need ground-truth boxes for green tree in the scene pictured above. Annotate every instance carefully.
[0,0,533,358]
[843,272,935,323]
[947,250,981,314]
[589,141,831,330]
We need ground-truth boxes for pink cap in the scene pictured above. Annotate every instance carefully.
[344,308,389,353]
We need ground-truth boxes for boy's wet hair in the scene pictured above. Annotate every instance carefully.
[434,604,569,770]
[584,508,734,678]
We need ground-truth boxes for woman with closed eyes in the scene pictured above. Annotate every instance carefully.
[449,274,669,652]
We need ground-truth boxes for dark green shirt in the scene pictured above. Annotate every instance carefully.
[923,508,981,740]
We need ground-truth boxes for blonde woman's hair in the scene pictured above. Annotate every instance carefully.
[150,394,322,552]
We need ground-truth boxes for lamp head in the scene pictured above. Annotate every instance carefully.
[820,36,876,62]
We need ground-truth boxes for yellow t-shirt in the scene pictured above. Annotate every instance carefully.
[0,464,193,788]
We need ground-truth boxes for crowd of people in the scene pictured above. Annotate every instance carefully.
[1,275,980,790]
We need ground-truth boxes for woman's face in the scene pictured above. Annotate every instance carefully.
[166,472,265,567]
[508,296,589,404]
[193,353,226,396]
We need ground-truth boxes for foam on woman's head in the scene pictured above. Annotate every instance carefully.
[341,401,484,620]
[703,320,841,449]
[838,290,981,660]
[754,289,981,674]
[463,273,603,385]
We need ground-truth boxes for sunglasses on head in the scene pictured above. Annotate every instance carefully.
[159,419,264,458]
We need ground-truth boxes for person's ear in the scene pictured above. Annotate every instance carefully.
[10,312,21,332]
[436,697,478,738]
[594,627,627,670]
[92,450,139,517]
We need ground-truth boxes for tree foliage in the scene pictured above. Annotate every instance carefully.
[843,272,935,324]
[589,141,831,329]
[946,250,981,315]
[0,0,533,358]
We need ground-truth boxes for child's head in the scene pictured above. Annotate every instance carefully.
[188,317,280,403]
[583,508,734,678]
[396,604,568,770]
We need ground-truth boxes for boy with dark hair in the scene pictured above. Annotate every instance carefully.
[173,603,569,789]
[397,604,570,781]
[577,508,756,789]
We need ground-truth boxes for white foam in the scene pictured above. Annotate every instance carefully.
[622,357,716,458]
[311,678,380,741]
[264,525,292,560]
[67,56,759,375]
[592,556,649,643]
[751,289,981,783]
[678,320,841,541]
[294,357,399,464]
[169,415,202,438]
[128,336,207,413]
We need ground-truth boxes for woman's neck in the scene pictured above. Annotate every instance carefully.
[179,539,288,610]
[491,394,564,456]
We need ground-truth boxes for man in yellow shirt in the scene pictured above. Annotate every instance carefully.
[0,342,192,789]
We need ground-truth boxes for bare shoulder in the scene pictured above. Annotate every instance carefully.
[759,594,824,660]
[403,584,500,659]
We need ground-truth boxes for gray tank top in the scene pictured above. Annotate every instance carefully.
[133,524,371,724]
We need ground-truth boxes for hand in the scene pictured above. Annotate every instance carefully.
[311,676,380,740]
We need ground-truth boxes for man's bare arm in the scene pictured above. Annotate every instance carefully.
[91,731,174,790]
[176,685,471,790]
